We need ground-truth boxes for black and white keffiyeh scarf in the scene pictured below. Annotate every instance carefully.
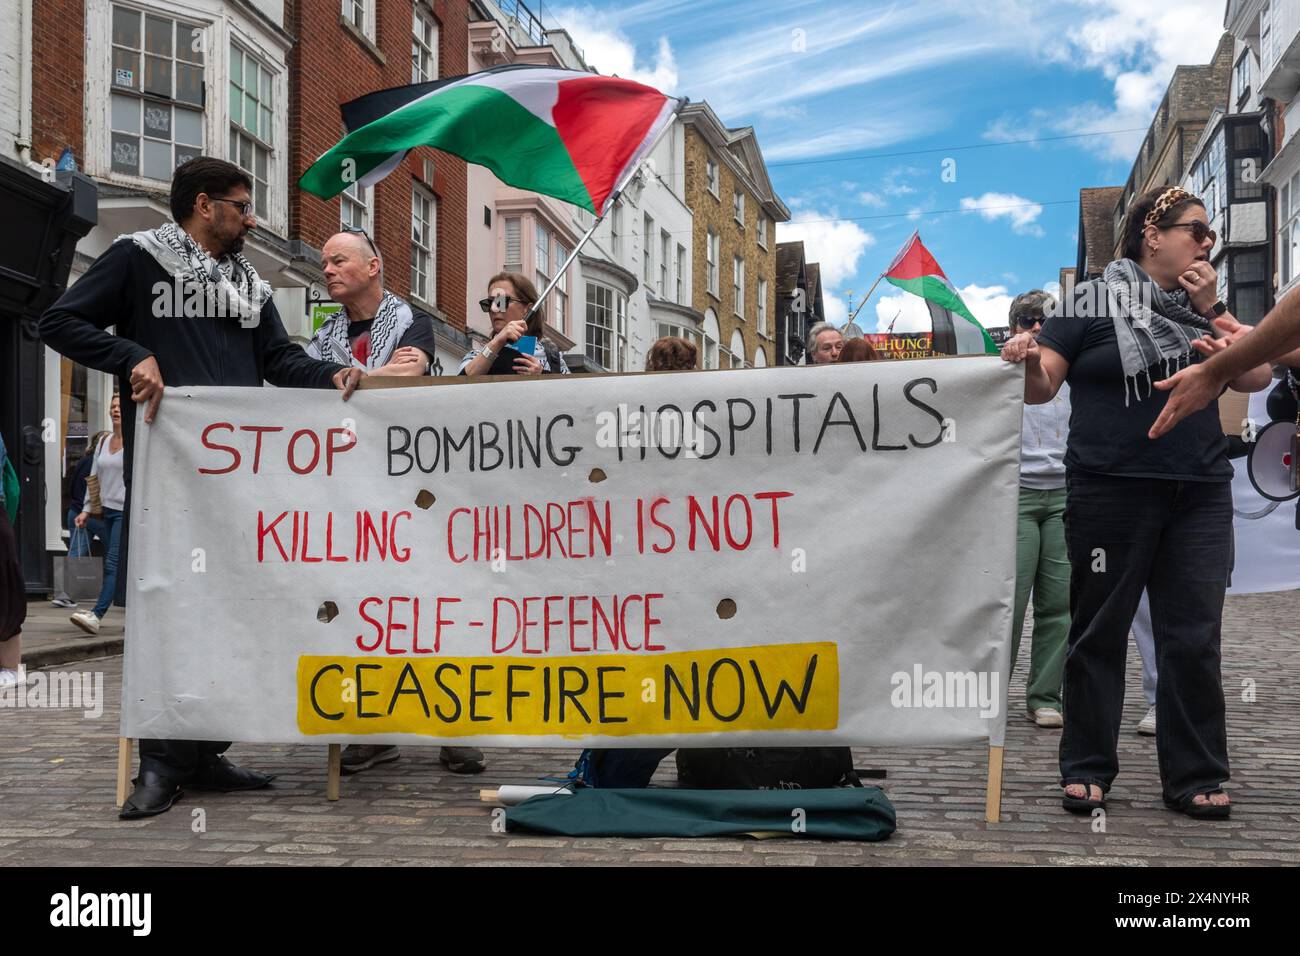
[306,291,414,370]
[123,221,271,323]
[1103,258,1213,406]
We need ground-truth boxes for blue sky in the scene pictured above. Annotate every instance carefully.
[551,0,1229,331]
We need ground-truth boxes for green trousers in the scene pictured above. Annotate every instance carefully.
[1011,487,1070,712]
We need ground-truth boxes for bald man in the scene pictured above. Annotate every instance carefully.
[306,231,437,376]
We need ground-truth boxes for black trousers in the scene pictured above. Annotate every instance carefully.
[139,739,231,782]
[1059,472,1233,804]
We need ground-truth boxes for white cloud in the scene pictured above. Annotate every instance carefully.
[553,7,678,92]
[765,111,939,161]
[857,191,886,207]
[960,192,1045,237]
[824,295,849,325]
[774,209,874,291]
[981,0,1227,162]
[873,283,1014,334]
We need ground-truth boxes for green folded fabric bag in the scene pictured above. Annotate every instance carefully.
[505,787,896,841]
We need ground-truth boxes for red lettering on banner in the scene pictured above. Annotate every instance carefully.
[199,423,240,474]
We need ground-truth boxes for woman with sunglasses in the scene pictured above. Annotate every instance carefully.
[1002,186,1271,820]
[461,272,570,376]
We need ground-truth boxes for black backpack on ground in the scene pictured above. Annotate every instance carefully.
[675,747,865,790]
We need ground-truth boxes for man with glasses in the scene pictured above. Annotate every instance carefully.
[40,157,364,819]
[1003,290,1071,729]
[305,229,437,378]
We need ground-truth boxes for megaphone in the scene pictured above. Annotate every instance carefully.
[1246,420,1300,502]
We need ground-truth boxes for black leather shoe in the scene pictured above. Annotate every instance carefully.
[189,756,276,792]
[119,769,183,820]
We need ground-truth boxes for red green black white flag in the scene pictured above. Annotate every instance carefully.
[299,65,681,217]
[883,231,997,355]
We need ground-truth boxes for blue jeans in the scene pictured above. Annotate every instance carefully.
[92,508,124,618]
[1059,473,1232,805]
[66,507,108,557]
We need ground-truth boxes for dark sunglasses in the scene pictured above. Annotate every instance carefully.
[479,294,528,313]
[1166,221,1216,244]
[211,196,254,217]
[342,225,380,258]
[1014,313,1044,330]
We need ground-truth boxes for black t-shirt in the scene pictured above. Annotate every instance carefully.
[345,308,437,370]
[1036,280,1232,482]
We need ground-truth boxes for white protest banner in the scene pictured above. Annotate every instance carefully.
[123,358,1022,748]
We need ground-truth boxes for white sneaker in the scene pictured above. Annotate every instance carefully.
[0,665,27,689]
[1031,707,1064,728]
[70,609,101,635]
[1137,706,1156,736]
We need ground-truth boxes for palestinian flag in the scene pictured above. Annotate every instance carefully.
[300,65,681,216]
[883,231,997,355]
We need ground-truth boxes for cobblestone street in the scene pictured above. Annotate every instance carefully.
[1,591,1297,867]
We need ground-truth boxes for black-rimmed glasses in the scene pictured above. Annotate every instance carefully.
[1166,221,1216,244]
[211,197,254,217]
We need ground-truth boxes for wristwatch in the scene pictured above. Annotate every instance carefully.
[1203,300,1227,319]
[480,344,496,362]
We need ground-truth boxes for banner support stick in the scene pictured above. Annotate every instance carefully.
[116,737,133,807]
[327,744,341,801]
[985,744,1004,823]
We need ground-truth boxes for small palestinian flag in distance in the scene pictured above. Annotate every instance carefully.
[300,64,682,216]
[883,231,998,355]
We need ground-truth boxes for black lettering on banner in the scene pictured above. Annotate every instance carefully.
[814,391,866,454]
[664,662,701,720]
[706,657,745,722]
[444,426,474,472]
[506,664,535,721]
[310,663,344,721]
[355,663,383,718]
[657,404,684,460]
[388,426,413,477]
[903,377,946,448]
[478,421,503,471]
[691,401,721,460]
[558,666,591,723]
[726,398,756,456]
[390,661,430,718]
[596,666,627,723]
[546,414,581,466]
[433,662,462,721]
[871,383,907,451]
[469,664,493,721]
[751,654,818,717]
[778,393,815,453]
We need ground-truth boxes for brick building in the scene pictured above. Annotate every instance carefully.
[287,0,472,375]
[680,101,788,369]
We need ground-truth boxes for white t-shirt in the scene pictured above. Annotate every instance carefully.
[91,436,126,511]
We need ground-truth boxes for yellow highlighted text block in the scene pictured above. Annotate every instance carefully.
[297,642,838,737]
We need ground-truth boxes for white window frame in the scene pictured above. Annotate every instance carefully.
[659,228,670,297]
[676,243,686,304]
[503,216,522,272]
[554,242,569,336]
[412,4,439,83]
[706,228,719,297]
[757,277,768,337]
[706,157,720,198]
[1279,171,1300,291]
[585,281,627,371]
[733,190,745,227]
[343,0,375,41]
[643,214,655,283]
[340,180,371,233]
[757,215,767,248]
[610,201,623,258]
[702,309,720,370]
[733,255,745,318]
[229,41,276,220]
[411,184,437,306]
[107,4,207,186]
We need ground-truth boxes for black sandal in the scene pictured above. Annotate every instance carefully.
[1165,789,1231,820]
[1061,782,1105,814]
